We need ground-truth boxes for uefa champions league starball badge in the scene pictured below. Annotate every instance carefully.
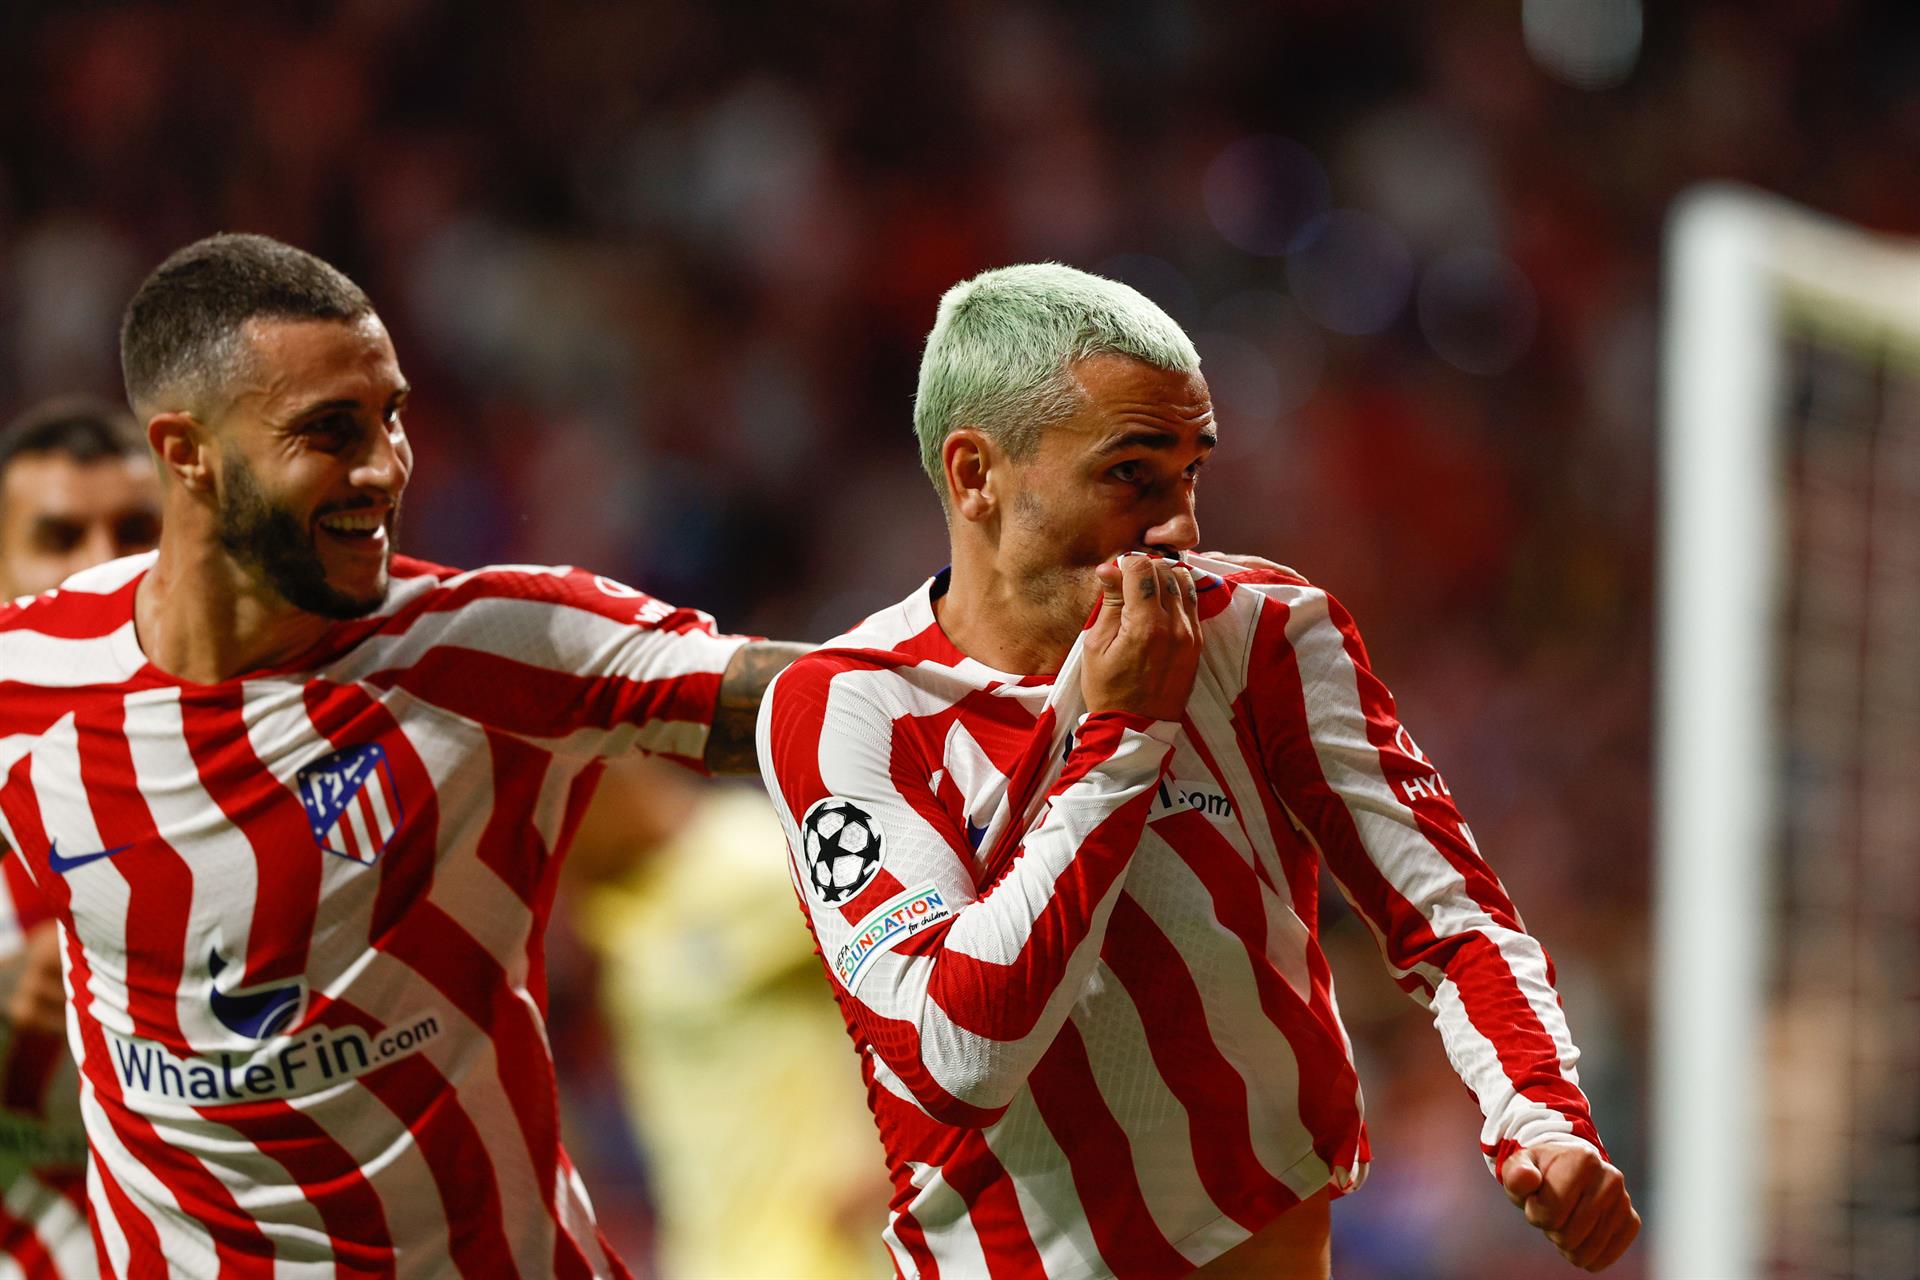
[800,797,885,905]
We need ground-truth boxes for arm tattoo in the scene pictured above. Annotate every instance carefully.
[703,641,813,775]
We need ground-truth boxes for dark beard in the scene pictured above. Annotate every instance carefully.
[216,455,392,620]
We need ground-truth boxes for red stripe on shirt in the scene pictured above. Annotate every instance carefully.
[1027,1023,1190,1278]
[940,1136,1047,1280]
[925,790,1156,1044]
[1156,808,1365,1174]
[302,684,579,1228]
[0,576,140,639]
[85,1128,163,1279]
[2,855,53,932]
[319,997,516,1279]
[890,1205,939,1280]
[369,649,722,744]
[475,729,553,905]
[70,702,276,1273]
[178,689,322,986]
[202,1099,396,1276]
[1103,893,1291,1230]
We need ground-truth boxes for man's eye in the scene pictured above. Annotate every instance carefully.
[32,523,84,553]
[1110,461,1142,484]
[306,417,355,447]
[115,513,161,549]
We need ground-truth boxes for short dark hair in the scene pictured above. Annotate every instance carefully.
[119,233,374,416]
[0,396,145,477]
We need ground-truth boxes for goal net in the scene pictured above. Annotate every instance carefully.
[1656,185,1920,1280]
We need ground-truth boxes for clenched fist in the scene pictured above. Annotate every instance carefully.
[1502,1141,1641,1271]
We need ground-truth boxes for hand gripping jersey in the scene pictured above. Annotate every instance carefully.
[758,555,1604,1279]
[0,552,747,1279]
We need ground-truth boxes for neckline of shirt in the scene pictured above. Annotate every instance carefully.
[905,568,1069,691]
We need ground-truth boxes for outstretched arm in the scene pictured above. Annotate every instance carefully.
[704,641,814,774]
[1236,569,1636,1269]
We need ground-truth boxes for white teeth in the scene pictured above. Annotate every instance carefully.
[319,513,384,533]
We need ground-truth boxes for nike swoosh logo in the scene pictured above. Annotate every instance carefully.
[46,840,133,875]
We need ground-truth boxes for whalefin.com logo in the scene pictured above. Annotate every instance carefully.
[833,882,955,995]
[296,743,402,865]
[108,1013,442,1107]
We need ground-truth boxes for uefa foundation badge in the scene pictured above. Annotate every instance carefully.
[833,882,956,994]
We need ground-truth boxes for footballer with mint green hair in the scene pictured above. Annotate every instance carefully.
[759,263,1639,1277]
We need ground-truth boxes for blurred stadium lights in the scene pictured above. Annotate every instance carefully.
[1202,135,1332,256]
[1206,289,1326,418]
[1342,108,1503,257]
[1523,0,1644,90]
[1285,210,1415,337]
[1416,249,1540,376]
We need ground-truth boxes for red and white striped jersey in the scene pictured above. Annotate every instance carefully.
[758,554,1604,1279]
[1,712,94,1279]
[0,551,747,1279]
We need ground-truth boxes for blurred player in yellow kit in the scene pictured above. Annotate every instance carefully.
[567,755,892,1278]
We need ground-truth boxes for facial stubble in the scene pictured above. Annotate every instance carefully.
[216,453,394,620]
[1008,487,1105,641]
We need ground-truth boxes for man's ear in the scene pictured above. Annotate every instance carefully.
[147,412,214,494]
[943,428,997,523]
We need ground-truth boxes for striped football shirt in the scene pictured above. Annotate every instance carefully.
[757,554,1604,1279]
[0,783,94,1279]
[0,551,747,1278]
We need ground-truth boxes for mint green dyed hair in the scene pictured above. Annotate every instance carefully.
[912,263,1201,502]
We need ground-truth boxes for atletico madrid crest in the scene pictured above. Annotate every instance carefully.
[295,743,403,866]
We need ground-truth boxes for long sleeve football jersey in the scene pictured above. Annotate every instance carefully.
[758,554,1603,1279]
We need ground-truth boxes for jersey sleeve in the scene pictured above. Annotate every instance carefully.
[359,565,750,771]
[1235,573,1605,1177]
[757,651,1176,1128]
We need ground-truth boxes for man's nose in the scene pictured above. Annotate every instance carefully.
[353,426,410,495]
[77,524,120,570]
[1146,496,1200,554]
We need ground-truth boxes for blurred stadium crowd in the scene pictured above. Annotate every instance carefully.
[0,1,1914,1276]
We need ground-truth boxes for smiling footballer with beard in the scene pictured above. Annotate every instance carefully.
[0,233,807,1277]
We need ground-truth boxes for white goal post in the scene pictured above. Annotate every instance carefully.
[1655,184,1920,1280]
